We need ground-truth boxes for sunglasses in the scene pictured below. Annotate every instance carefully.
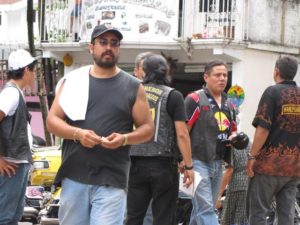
[94,39,120,47]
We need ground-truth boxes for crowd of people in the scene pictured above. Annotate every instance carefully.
[0,24,299,225]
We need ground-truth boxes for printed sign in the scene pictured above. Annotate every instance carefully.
[80,0,179,41]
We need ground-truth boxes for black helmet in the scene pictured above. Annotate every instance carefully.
[231,132,249,150]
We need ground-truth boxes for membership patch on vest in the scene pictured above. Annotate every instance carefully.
[145,86,164,122]
[145,86,163,96]
[201,105,210,111]
[145,86,163,103]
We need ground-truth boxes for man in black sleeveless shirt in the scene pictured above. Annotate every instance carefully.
[46,24,154,225]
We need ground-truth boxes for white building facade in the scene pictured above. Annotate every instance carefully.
[1,0,300,139]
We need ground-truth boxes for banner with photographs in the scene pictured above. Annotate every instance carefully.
[79,0,179,41]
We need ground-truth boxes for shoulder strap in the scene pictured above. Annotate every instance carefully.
[225,99,235,133]
[197,89,209,107]
[4,82,23,98]
[195,89,210,122]
[5,82,17,89]
[227,100,234,120]
[5,82,31,122]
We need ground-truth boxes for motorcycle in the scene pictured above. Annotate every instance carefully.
[21,144,61,225]
[37,187,61,225]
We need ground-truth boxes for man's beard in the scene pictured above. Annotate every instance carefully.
[93,51,119,68]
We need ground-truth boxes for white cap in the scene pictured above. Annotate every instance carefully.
[8,49,36,71]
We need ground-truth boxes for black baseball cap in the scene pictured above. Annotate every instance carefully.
[91,24,123,43]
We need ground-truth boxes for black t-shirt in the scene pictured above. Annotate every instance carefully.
[166,89,187,122]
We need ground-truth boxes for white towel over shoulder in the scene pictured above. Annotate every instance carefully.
[56,65,92,121]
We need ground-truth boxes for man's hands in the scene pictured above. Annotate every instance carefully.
[246,159,255,177]
[178,161,194,188]
[183,169,194,188]
[101,133,127,149]
[0,157,17,177]
[75,129,127,150]
[216,197,222,209]
[75,129,102,148]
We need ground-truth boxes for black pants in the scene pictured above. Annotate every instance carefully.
[126,157,179,225]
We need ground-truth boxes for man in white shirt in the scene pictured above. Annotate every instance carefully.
[0,49,37,225]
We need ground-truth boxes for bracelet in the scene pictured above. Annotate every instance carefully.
[248,156,256,160]
[247,153,256,160]
[122,134,128,146]
[73,128,80,142]
[184,165,193,170]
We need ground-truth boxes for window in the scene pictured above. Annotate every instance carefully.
[219,0,233,12]
[199,0,233,12]
[33,10,36,23]
[199,0,215,12]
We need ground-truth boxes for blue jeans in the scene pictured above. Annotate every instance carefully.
[59,178,127,225]
[0,163,30,225]
[189,159,223,225]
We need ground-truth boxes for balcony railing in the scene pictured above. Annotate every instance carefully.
[191,12,235,39]
[40,0,79,42]
[190,0,237,39]
[39,0,243,44]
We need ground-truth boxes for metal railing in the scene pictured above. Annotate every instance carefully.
[191,0,237,39]
[40,0,81,42]
[0,60,8,90]
[39,0,242,43]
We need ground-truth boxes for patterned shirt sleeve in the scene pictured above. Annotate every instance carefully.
[252,87,274,130]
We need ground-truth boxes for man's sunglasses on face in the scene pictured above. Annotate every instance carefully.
[94,39,120,47]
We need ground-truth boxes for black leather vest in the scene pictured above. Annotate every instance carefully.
[190,90,219,162]
[0,83,32,163]
[130,84,176,157]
